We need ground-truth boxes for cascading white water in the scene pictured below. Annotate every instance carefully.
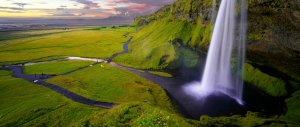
[184,0,247,105]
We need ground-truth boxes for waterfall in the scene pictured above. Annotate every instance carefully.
[184,0,247,105]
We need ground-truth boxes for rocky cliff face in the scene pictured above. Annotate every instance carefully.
[134,0,300,81]
[247,0,300,81]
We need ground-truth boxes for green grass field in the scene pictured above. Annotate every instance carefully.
[1,68,191,126]
[23,60,94,75]
[0,26,99,41]
[0,27,133,65]
[46,63,174,110]
[0,26,198,126]
[0,70,103,126]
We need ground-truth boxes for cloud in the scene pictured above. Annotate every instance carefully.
[0,0,177,19]
[127,4,149,10]
[71,0,100,9]
[0,6,24,11]
[13,2,30,8]
[51,12,76,17]
[57,5,68,10]
[0,9,23,13]
[110,0,176,18]
[113,0,175,6]
[45,8,115,18]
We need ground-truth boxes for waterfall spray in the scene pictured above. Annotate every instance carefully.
[184,0,247,105]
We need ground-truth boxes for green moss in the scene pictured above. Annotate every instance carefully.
[114,20,179,69]
[248,33,263,41]
[285,90,300,124]
[23,60,94,75]
[116,19,208,69]
[199,112,288,127]
[149,71,173,78]
[244,63,287,97]
[76,103,198,127]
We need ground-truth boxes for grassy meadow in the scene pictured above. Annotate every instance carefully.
[0,70,103,126]
[0,27,133,65]
[24,60,94,75]
[46,63,173,109]
[0,26,197,126]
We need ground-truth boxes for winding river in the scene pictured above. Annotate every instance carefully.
[0,35,283,119]
[0,37,180,110]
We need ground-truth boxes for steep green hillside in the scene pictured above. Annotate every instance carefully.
[116,0,300,81]
[115,20,204,69]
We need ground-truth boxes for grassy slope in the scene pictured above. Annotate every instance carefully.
[0,27,133,65]
[114,19,207,69]
[23,60,94,75]
[76,103,198,127]
[244,63,287,97]
[149,71,173,78]
[284,90,300,124]
[0,70,103,127]
[46,63,174,110]
[199,112,292,127]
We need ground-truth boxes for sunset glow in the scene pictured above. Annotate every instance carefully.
[0,0,175,18]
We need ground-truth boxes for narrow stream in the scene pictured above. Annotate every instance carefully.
[0,36,286,119]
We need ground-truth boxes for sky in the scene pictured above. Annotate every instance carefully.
[0,0,176,19]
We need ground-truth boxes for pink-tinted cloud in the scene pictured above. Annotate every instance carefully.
[0,0,176,19]
[113,0,175,6]
[71,0,100,9]
[110,0,176,18]
[127,4,149,10]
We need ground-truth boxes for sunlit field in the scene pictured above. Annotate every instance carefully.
[0,70,103,126]
[23,60,94,75]
[0,27,133,65]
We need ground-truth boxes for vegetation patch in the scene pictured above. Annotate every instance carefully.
[0,27,133,65]
[76,102,199,127]
[244,63,287,97]
[284,90,300,124]
[149,71,173,78]
[114,19,205,69]
[46,63,174,111]
[0,74,103,127]
[23,60,94,75]
[199,112,290,127]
